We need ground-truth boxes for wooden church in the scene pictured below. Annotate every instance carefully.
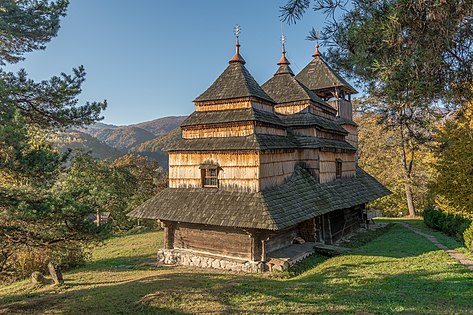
[129,28,390,272]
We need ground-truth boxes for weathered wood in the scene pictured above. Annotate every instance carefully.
[264,227,298,254]
[173,223,252,260]
[47,262,63,285]
[195,97,274,112]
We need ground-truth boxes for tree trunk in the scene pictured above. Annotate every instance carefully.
[404,182,416,217]
[399,122,416,217]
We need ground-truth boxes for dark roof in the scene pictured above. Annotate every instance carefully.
[168,132,354,152]
[262,64,330,108]
[194,62,274,103]
[128,166,390,230]
[168,133,296,151]
[181,108,284,128]
[293,135,355,152]
[295,55,358,94]
[282,113,348,134]
[336,116,358,127]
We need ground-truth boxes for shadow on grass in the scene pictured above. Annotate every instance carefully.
[1,223,472,314]
[1,263,472,314]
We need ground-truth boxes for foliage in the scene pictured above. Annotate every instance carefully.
[57,152,164,232]
[0,0,107,281]
[1,223,473,314]
[355,102,431,216]
[280,0,473,216]
[463,222,473,251]
[423,206,471,242]
[430,100,473,216]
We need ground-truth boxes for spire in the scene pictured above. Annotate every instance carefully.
[277,30,290,65]
[229,24,246,64]
[312,30,321,57]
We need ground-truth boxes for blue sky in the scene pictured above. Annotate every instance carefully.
[7,0,348,125]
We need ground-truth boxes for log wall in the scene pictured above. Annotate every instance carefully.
[264,227,299,254]
[173,222,252,260]
[319,151,356,183]
[169,151,260,191]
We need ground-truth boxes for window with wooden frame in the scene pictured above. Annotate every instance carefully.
[336,158,343,178]
[201,166,219,188]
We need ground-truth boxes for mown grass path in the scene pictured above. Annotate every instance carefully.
[1,221,472,314]
[399,221,473,271]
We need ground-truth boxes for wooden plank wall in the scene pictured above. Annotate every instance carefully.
[342,124,358,151]
[259,150,299,190]
[264,227,299,254]
[291,127,316,137]
[169,152,260,191]
[173,223,252,260]
[319,151,356,183]
[182,123,254,139]
[254,125,287,136]
[195,98,274,112]
[274,103,310,115]
[315,130,345,140]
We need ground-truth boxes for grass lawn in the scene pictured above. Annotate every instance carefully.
[1,220,472,314]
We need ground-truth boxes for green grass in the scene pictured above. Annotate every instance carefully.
[1,221,472,314]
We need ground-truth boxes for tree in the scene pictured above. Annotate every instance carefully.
[430,99,473,216]
[0,0,106,280]
[355,101,430,216]
[281,0,473,216]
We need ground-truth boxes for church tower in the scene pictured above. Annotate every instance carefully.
[295,40,359,151]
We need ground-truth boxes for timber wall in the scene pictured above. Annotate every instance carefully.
[169,151,260,191]
[173,223,252,260]
[319,151,356,183]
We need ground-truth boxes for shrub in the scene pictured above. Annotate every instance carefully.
[464,222,473,251]
[423,206,471,241]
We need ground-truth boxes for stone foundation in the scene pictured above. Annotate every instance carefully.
[158,249,267,273]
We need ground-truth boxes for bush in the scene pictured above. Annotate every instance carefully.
[464,222,473,251]
[423,206,471,241]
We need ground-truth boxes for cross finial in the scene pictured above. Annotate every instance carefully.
[277,28,290,66]
[229,24,246,64]
[234,24,241,41]
[313,30,321,57]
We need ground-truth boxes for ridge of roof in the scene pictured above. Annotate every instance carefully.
[194,62,274,103]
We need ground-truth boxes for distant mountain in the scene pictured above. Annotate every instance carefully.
[131,127,182,168]
[77,116,186,152]
[132,116,187,136]
[51,131,123,161]
[83,126,156,152]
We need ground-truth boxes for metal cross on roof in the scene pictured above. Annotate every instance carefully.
[234,24,241,39]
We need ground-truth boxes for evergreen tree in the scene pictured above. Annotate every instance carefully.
[0,0,107,280]
[281,0,473,216]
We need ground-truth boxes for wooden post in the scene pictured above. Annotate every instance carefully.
[162,221,175,249]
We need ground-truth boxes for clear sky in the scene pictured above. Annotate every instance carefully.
[7,0,349,126]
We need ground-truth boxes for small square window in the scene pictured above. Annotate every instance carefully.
[202,168,218,188]
[336,159,342,178]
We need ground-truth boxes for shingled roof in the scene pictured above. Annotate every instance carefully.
[128,166,390,230]
[181,107,284,128]
[281,113,349,134]
[295,55,358,94]
[167,132,355,152]
[194,62,274,103]
[262,63,330,108]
